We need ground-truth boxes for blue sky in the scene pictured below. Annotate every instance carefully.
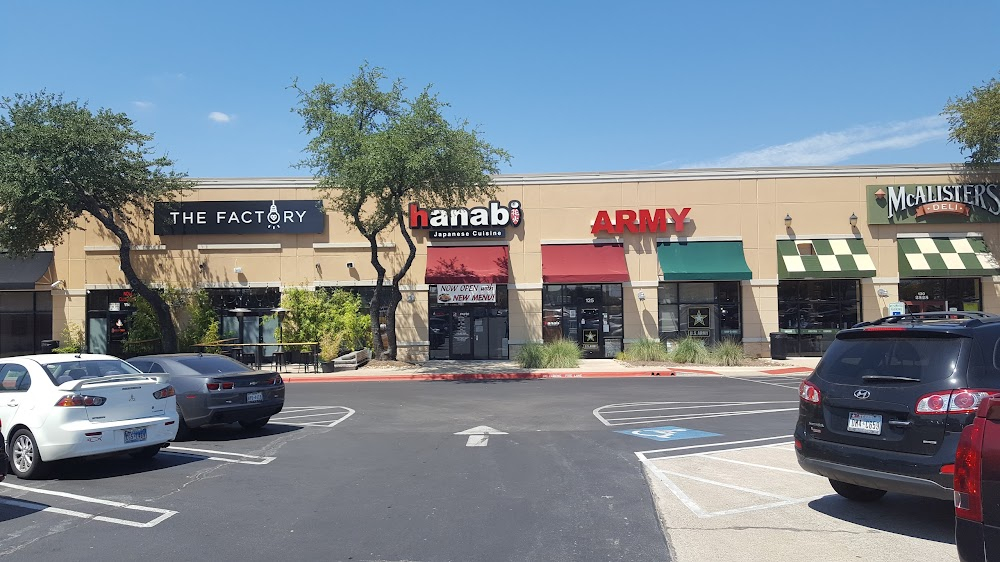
[3,1,998,178]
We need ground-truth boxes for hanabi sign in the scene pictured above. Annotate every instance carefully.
[437,284,496,304]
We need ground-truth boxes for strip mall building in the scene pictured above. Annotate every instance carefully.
[5,164,1000,361]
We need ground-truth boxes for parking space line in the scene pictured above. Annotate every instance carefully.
[716,374,802,390]
[599,400,797,415]
[163,446,276,465]
[606,407,799,426]
[270,406,355,428]
[699,454,825,477]
[0,482,177,528]
[636,436,792,461]
[655,469,796,500]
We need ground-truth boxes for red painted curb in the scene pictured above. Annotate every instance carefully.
[283,369,718,383]
[761,367,814,375]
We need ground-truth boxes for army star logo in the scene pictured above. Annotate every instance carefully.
[691,311,707,326]
[584,331,597,342]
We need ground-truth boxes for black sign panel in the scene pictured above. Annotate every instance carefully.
[154,200,325,235]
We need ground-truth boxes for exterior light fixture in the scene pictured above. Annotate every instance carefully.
[784,214,792,228]
[406,294,415,303]
[637,291,646,301]
[346,262,355,269]
[849,213,858,227]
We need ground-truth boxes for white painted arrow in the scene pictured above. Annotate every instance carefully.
[455,425,508,447]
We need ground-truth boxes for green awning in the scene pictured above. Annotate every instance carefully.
[657,241,752,281]
[777,239,875,279]
[898,236,1000,278]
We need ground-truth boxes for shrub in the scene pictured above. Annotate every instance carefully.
[544,339,582,368]
[53,323,85,353]
[516,342,546,368]
[319,331,345,362]
[620,338,670,362]
[670,337,710,364]
[710,339,746,366]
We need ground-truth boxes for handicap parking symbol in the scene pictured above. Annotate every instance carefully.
[616,425,721,442]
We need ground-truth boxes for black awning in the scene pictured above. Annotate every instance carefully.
[0,251,54,290]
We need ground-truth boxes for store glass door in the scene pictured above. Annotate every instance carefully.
[450,310,473,359]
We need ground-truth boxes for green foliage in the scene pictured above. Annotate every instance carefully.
[279,288,371,354]
[0,91,190,255]
[319,332,345,363]
[122,293,161,354]
[620,339,670,362]
[293,64,510,359]
[173,289,218,351]
[514,340,581,369]
[670,337,710,364]
[944,75,1000,165]
[710,339,746,366]
[53,322,85,353]
[544,339,582,368]
[198,319,223,353]
[515,342,546,369]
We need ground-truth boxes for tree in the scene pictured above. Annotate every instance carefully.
[293,65,510,359]
[944,75,1000,165]
[0,92,190,352]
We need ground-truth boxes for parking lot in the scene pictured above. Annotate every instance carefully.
[0,375,963,561]
[594,373,958,562]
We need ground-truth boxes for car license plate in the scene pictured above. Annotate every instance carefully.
[847,412,882,435]
[246,391,263,403]
[124,427,147,444]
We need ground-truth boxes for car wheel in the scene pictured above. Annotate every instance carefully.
[9,429,46,479]
[128,445,162,460]
[239,417,270,431]
[829,479,887,502]
[172,418,192,441]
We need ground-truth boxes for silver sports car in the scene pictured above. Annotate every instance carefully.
[128,354,285,439]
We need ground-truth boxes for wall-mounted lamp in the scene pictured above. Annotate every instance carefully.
[346,262,355,269]
[784,214,793,228]
[233,266,243,274]
[406,294,415,303]
[314,263,322,273]
[876,288,889,298]
[198,262,206,272]
[849,212,858,227]
[50,280,65,289]
[637,290,646,301]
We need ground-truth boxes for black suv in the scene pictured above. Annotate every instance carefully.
[795,311,1000,502]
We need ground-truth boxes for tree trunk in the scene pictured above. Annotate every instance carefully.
[86,202,179,353]
[386,210,419,361]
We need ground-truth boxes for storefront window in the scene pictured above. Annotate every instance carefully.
[778,279,860,356]
[658,282,742,345]
[542,284,623,359]
[0,292,51,357]
[899,278,981,313]
[428,285,508,360]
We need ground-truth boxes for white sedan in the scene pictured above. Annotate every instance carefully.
[0,354,179,479]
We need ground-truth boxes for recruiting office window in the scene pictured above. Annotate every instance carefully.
[899,278,981,313]
[658,282,741,345]
[0,292,52,357]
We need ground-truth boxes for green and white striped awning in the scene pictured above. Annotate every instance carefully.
[777,238,876,279]
[898,236,1000,278]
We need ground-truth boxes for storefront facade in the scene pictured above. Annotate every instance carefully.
[12,166,1000,360]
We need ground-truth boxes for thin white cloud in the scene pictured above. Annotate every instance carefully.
[208,111,233,123]
[132,101,154,110]
[681,115,949,169]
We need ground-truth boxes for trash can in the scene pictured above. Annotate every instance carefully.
[769,332,788,360]
[40,339,60,354]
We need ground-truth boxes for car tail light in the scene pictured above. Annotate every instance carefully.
[799,381,821,404]
[152,386,175,400]
[266,375,283,385]
[206,381,235,391]
[863,327,907,331]
[915,389,994,414]
[954,416,986,521]
[54,394,106,407]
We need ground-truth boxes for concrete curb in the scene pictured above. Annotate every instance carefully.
[283,367,725,383]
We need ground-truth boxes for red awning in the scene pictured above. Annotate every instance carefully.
[425,246,510,284]
[541,244,630,283]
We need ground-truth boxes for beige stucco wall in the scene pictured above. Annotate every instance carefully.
[35,165,1000,359]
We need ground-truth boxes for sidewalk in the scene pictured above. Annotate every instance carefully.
[278,356,820,383]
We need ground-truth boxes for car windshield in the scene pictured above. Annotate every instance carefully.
[818,334,965,384]
[174,355,252,374]
[43,359,144,385]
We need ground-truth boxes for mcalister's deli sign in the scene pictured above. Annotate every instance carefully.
[867,184,1000,224]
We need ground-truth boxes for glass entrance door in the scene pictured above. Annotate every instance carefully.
[450,310,473,359]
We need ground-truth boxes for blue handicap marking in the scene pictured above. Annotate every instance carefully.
[616,425,721,442]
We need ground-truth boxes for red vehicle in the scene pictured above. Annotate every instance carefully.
[954,394,1000,561]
